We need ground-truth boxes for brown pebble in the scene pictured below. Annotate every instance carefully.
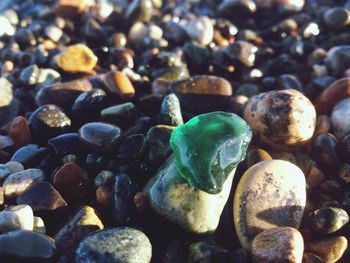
[52,162,89,201]
[56,0,86,18]
[171,75,232,96]
[306,236,348,263]
[9,116,31,147]
[103,70,135,100]
[134,192,149,215]
[35,79,93,108]
[252,227,304,263]
[307,164,325,188]
[96,186,111,208]
[314,78,350,114]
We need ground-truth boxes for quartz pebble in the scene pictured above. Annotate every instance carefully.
[252,227,304,263]
[234,160,306,250]
[0,205,34,232]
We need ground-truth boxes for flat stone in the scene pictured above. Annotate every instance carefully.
[79,122,121,153]
[233,160,306,250]
[306,236,348,263]
[170,112,252,194]
[17,182,67,212]
[103,71,135,100]
[144,156,235,234]
[56,44,97,73]
[0,205,34,232]
[0,230,55,259]
[35,79,93,109]
[3,168,45,198]
[52,162,89,201]
[171,75,232,96]
[76,227,152,263]
[252,227,304,263]
[244,89,316,150]
[55,206,104,261]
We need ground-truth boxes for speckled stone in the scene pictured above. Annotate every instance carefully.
[233,160,306,250]
[55,206,104,261]
[252,227,304,263]
[306,236,348,263]
[3,168,45,198]
[76,227,152,263]
[244,89,316,150]
[144,156,235,234]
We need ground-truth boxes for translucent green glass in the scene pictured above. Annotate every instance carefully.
[170,111,252,194]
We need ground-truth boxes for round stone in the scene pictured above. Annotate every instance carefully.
[56,44,97,73]
[76,227,152,263]
[244,89,316,150]
[185,16,213,46]
[79,122,121,153]
[233,160,306,250]
[103,71,135,100]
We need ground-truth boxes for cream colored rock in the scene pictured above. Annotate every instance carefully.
[185,16,213,46]
[33,217,46,234]
[0,205,34,232]
[144,156,235,234]
[243,89,316,150]
[3,168,45,198]
[331,97,350,139]
[252,227,304,263]
[233,160,306,250]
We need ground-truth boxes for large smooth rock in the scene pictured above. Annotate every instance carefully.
[76,227,152,263]
[144,156,235,234]
[233,160,306,250]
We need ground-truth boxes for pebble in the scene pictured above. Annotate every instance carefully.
[312,133,340,171]
[35,79,93,108]
[331,97,350,139]
[145,156,235,234]
[48,133,84,157]
[306,236,348,263]
[28,104,71,142]
[0,205,34,232]
[16,182,68,212]
[188,241,229,262]
[310,207,349,234]
[244,89,316,150]
[160,94,183,126]
[56,44,98,73]
[79,122,121,153]
[125,0,153,24]
[56,0,86,17]
[103,70,136,100]
[55,206,104,261]
[10,144,47,167]
[323,7,350,28]
[101,102,140,126]
[94,170,115,188]
[0,165,11,182]
[75,227,152,263]
[233,160,306,250]
[325,46,350,78]
[252,227,304,263]
[8,116,31,147]
[0,230,55,259]
[52,162,89,201]
[0,77,13,108]
[4,161,24,174]
[224,40,258,67]
[33,216,46,234]
[0,16,15,37]
[186,16,213,46]
[19,64,40,86]
[3,168,45,198]
[146,125,174,165]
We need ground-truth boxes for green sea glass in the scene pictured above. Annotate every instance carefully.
[169,111,252,194]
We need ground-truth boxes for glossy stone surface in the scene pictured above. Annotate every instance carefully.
[310,207,349,234]
[169,111,252,194]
